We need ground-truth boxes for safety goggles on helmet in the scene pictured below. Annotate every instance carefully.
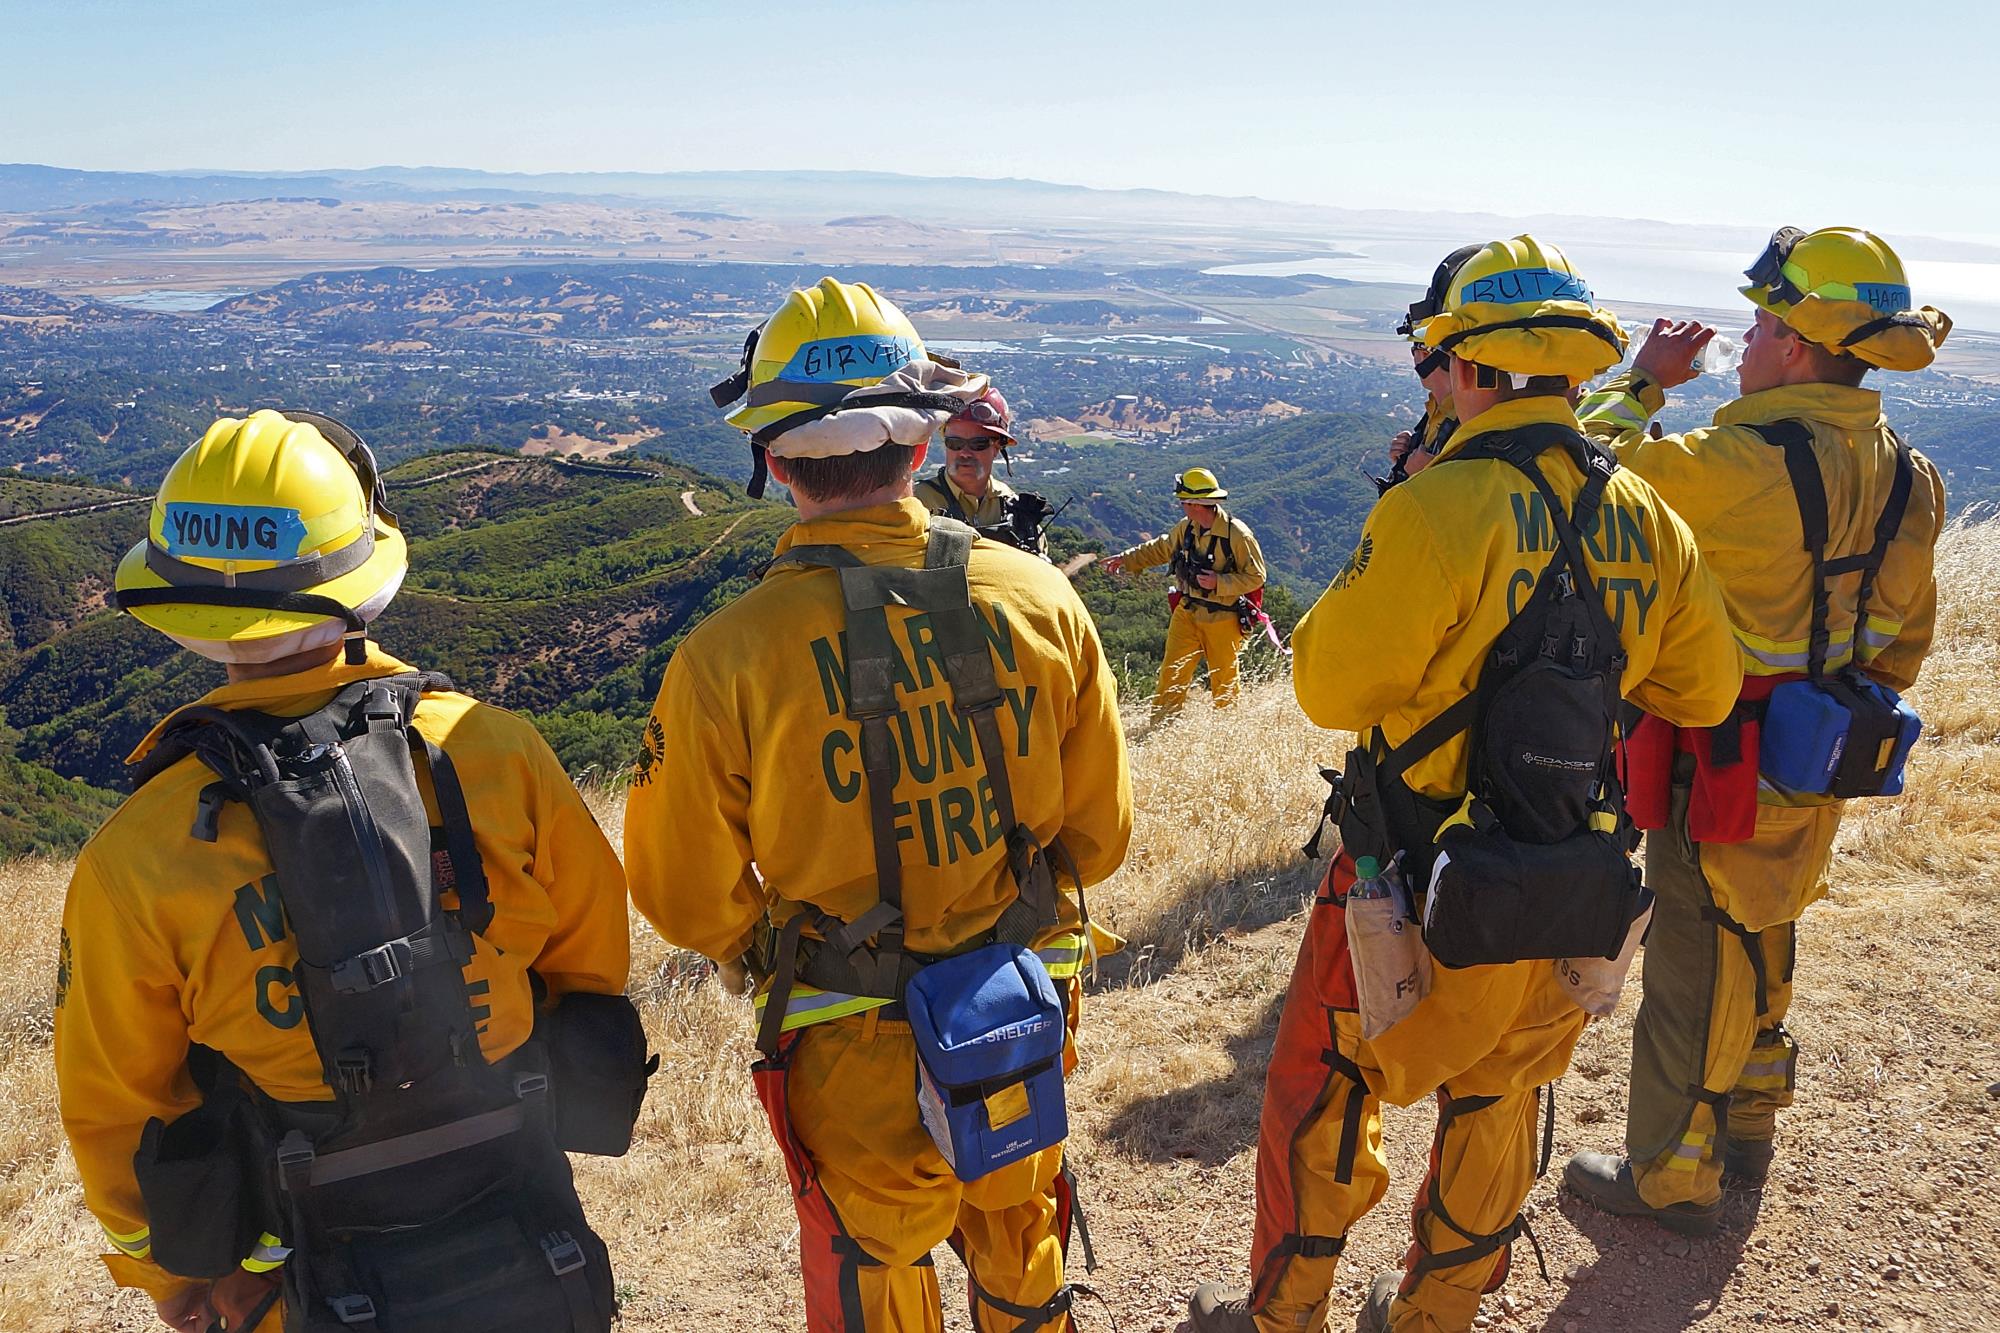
[1398,244,1486,338]
[1742,226,1811,307]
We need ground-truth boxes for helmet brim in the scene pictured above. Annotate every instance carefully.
[114,517,408,644]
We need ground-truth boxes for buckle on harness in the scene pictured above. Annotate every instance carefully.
[327,1293,377,1325]
[331,940,413,993]
[334,1048,374,1095]
[514,1072,550,1099]
[542,1230,587,1276]
[276,1131,316,1193]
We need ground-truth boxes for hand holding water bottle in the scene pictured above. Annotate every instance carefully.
[1630,317,1718,390]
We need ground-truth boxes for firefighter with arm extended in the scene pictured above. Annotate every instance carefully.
[1100,467,1268,717]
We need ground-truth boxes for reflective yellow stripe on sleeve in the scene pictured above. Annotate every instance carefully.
[241,1232,291,1273]
[1577,387,1650,434]
[102,1224,151,1260]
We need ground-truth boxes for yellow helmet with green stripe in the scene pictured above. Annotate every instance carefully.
[1411,235,1627,384]
[1740,226,1950,372]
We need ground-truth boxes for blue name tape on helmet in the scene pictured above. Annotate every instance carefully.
[1458,267,1593,307]
[1852,283,1912,315]
[161,503,310,561]
[778,334,919,384]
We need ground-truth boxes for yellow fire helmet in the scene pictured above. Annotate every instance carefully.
[1411,234,1628,384]
[1174,467,1228,501]
[1740,226,1951,372]
[709,277,987,496]
[112,409,407,665]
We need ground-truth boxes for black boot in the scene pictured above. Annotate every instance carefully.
[1563,1151,1721,1236]
[1723,1137,1774,1183]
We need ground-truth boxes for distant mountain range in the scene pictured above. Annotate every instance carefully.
[10,162,2000,265]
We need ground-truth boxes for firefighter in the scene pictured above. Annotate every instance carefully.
[1187,236,1740,1333]
[630,278,1132,1332]
[1567,228,1949,1231]
[1101,467,1267,716]
[914,385,1054,557]
[56,410,631,1333]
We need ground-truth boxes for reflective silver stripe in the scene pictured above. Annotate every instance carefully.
[1579,391,1648,433]
[242,1232,292,1272]
[102,1224,151,1258]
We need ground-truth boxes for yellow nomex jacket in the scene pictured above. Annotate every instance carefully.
[625,499,1132,968]
[1579,374,1944,691]
[913,468,1020,529]
[1295,397,1743,800]
[1117,508,1268,622]
[53,647,630,1304]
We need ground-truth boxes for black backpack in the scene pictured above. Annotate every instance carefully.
[1309,423,1649,969]
[129,674,650,1332]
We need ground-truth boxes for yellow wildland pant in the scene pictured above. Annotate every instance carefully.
[1157,607,1246,717]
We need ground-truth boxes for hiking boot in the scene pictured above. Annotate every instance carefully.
[1188,1283,1259,1333]
[1563,1151,1721,1236]
[1354,1271,1400,1333]
[1723,1137,1774,1183]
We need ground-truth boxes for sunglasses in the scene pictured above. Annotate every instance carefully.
[944,435,999,453]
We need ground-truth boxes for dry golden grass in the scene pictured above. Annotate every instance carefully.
[4,518,1998,1330]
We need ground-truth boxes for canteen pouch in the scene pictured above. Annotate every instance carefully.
[1761,672,1920,797]
[539,991,658,1157]
[1556,895,1654,1017]
[1422,825,1645,970]
[905,942,1068,1183]
[1345,869,1431,1040]
[132,1086,273,1279]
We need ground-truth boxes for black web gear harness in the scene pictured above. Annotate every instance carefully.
[752,518,1082,1058]
[131,674,612,1333]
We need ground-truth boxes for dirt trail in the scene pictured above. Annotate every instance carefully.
[0,496,146,527]
[681,489,703,516]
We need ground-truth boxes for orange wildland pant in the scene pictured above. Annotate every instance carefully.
[1247,854,1585,1333]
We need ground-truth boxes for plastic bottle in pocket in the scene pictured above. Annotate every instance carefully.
[1346,855,1432,1040]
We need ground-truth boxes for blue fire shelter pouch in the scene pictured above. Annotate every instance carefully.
[906,942,1068,1182]
[1761,671,1921,797]
[1749,419,1924,799]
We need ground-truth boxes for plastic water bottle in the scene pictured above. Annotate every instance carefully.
[1692,334,1741,377]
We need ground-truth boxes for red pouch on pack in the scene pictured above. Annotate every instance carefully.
[1619,713,1675,832]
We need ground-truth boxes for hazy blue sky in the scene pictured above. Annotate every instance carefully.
[5,0,1993,239]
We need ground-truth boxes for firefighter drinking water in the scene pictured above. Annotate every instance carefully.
[629,278,1133,1333]
[1101,467,1268,717]
[1186,236,1741,1333]
[1566,227,1948,1232]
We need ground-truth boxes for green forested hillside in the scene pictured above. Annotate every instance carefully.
[0,423,1345,853]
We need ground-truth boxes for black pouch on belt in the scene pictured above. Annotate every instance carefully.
[132,1050,278,1278]
[1422,825,1646,970]
[539,991,659,1157]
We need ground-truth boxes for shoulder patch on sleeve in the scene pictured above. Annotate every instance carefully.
[1333,535,1373,591]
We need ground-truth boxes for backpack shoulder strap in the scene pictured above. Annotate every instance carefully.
[1749,419,1913,679]
[1384,424,1620,785]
